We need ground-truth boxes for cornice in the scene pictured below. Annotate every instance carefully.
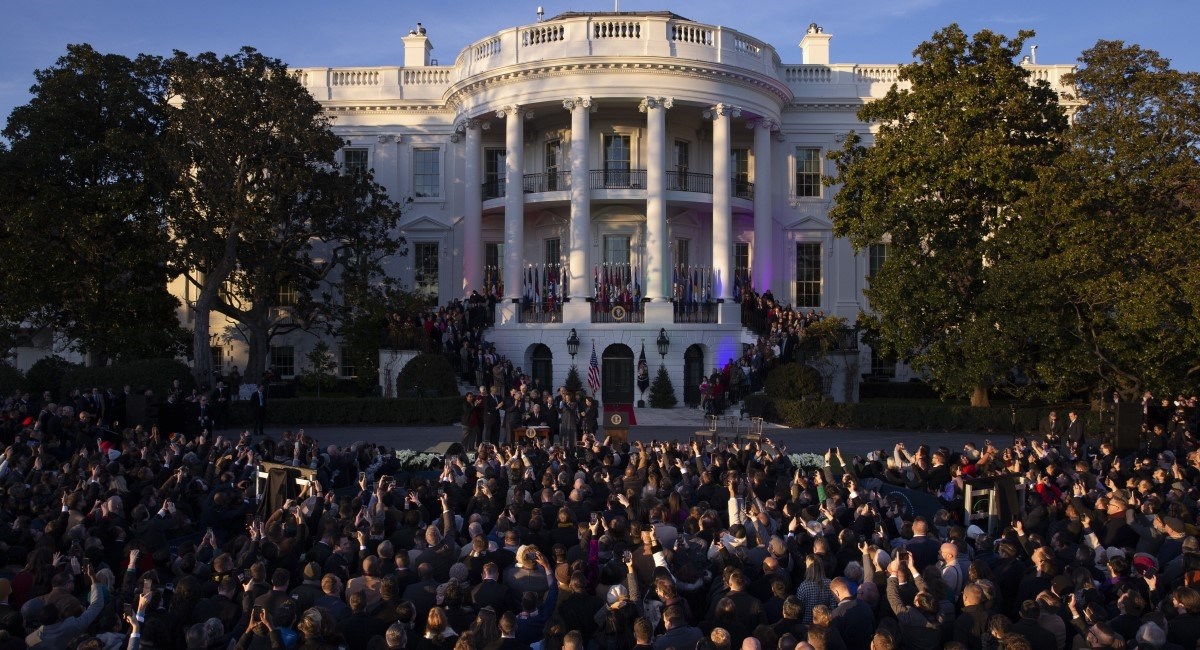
[444,58,794,112]
[323,104,454,116]
[783,101,865,112]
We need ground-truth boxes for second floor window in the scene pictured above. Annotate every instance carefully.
[413,148,441,198]
[603,134,631,186]
[343,149,368,176]
[795,147,822,198]
[868,243,889,279]
[485,148,506,199]
[275,281,298,308]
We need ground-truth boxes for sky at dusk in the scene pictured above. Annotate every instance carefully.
[1,0,1196,126]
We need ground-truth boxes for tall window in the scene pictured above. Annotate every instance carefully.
[486,242,504,290]
[795,242,822,307]
[413,148,441,198]
[673,139,690,190]
[795,147,822,198]
[269,345,295,377]
[211,345,224,372]
[544,238,561,267]
[603,134,631,186]
[604,235,631,265]
[343,149,369,176]
[414,242,439,305]
[675,238,691,270]
[274,281,297,308]
[484,148,506,199]
[544,140,561,191]
[339,345,357,378]
[735,242,751,287]
[731,148,751,198]
[868,243,889,279]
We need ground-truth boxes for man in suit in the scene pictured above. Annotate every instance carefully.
[1064,409,1085,457]
[1040,410,1063,445]
[471,562,513,615]
[211,381,231,431]
[830,577,875,650]
[1010,600,1058,650]
[903,517,941,571]
[483,386,500,446]
[250,384,266,437]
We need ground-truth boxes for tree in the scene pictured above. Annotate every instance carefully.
[0,44,184,365]
[828,25,1068,406]
[162,47,403,386]
[648,365,678,408]
[564,365,583,395]
[1017,41,1200,399]
[301,341,337,398]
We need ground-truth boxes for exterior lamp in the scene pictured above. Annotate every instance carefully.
[566,328,580,358]
[656,328,670,358]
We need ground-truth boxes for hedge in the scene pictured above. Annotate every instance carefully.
[60,359,195,398]
[225,396,462,427]
[858,381,940,400]
[744,395,1103,434]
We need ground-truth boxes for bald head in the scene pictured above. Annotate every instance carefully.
[940,543,958,562]
[830,577,852,600]
[963,583,984,607]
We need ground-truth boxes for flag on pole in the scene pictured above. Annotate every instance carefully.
[587,342,601,397]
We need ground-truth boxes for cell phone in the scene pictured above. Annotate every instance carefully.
[359,472,366,482]
[623,550,633,563]
[123,603,133,617]
[252,605,264,618]
[590,512,598,524]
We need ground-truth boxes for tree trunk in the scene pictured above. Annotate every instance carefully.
[970,384,991,408]
[244,321,269,387]
[192,290,214,388]
[86,350,105,368]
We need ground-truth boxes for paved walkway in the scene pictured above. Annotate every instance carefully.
[250,403,1007,458]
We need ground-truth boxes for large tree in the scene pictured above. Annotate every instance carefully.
[1018,41,1200,399]
[0,44,184,365]
[829,25,1069,406]
[163,48,403,386]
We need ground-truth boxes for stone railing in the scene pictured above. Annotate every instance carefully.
[295,66,455,102]
[522,23,566,46]
[671,22,713,46]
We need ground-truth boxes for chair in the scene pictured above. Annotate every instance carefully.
[744,417,764,444]
[719,416,740,444]
[694,414,718,444]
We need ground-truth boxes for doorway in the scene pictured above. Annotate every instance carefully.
[602,344,634,405]
[684,344,705,406]
[530,344,553,392]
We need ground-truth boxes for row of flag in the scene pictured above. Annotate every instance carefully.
[521,263,563,311]
[482,265,503,298]
[593,263,641,310]
[672,264,715,306]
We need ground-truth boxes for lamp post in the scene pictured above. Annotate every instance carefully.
[566,328,580,359]
[656,328,670,359]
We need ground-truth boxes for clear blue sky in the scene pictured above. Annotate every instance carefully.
[2,0,1195,126]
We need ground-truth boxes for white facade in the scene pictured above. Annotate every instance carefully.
[183,12,1075,404]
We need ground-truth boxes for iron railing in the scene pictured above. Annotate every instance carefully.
[518,302,563,323]
[522,171,571,193]
[665,171,713,193]
[591,300,645,323]
[673,300,719,323]
[589,169,647,189]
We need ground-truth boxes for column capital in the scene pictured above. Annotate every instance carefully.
[453,116,483,132]
[495,105,532,120]
[638,96,674,112]
[702,103,742,119]
[746,118,779,131]
[562,96,595,112]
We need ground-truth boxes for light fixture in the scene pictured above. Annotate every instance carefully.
[566,328,580,358]
[656,328,670,358]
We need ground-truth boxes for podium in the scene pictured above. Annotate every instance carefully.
[604,407,630,443]
[963,474,1025,538]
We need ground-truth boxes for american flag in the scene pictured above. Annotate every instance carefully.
[587,341,601,397]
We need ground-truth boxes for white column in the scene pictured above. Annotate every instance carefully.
[708,103,740,302]
[565,97,593,303]
[640,96,672,302]
[497,105,526,310]
[461,119,483,293]
[752,119,775,295]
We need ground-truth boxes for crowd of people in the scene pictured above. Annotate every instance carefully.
[2,378,1200,650]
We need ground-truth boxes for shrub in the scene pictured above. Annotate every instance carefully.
[858,381,939,400]
[0,362,24,397]
[760,397,1102,433]
[564,365,583,394]
[225,396,461,427]
[764,363,824,400]
[61,359,194,398]
[23,356,83,399]
[395,354,458,398]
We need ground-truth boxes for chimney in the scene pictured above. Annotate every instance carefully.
[402,23,433,67]
[799,23,831,65]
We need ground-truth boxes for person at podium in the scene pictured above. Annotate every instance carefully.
[523,403,549,427]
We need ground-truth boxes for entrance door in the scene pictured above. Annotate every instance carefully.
[530,344,553,392]
[602,344,634,405]
[684,344,704,406]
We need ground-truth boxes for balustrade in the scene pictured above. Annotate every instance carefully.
[589,169,647,189]
[522,172,571,193]
[593,20,642,39]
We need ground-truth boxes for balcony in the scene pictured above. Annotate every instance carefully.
[591,300,644,324]
[482,179,505,200]
[518,301,563,323]
[523,171,571,193]
[733,178,754,200]
[589,169,647,190]
[665,171,712,193]
[673,301,718,324]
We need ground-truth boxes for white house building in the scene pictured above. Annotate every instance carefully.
[171,11,1075,405]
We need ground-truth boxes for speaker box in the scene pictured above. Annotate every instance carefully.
[1107,404,1143,452]
[424,441,465,456]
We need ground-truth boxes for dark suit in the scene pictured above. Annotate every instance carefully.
[904,535,941,572]
[470,579,513,615]
[250,389,266,436]
[1064,416,1085,449]
[830,597,875,650]
[1010,617,1058,650]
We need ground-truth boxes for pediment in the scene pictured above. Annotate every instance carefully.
[784,213,833,230]
[401,215,452,232]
